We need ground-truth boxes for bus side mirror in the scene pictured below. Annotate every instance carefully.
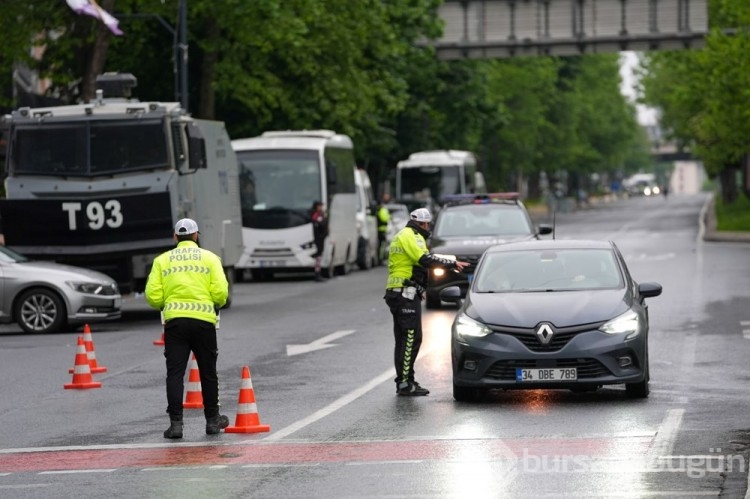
[186,123,207,169]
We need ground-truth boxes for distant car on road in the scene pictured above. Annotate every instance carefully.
[440,239,662,402]
[0,246,121,334]
[425,193,553,309]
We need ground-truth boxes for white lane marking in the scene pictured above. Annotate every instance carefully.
[241,463,320,468]
[0,441,231,454]
[286,330,356,356]
[38,469,115,474]
[741,321,750,326]
[647,408,684,467]
[259,346,437,442]
[259,367,396,442]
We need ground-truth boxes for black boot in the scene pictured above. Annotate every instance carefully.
[164,417,184,439]
[206,414,230,435]
[314,271,326,282]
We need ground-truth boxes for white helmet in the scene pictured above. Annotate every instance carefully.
[410,208,432,223]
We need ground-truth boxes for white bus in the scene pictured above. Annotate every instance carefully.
[232,130,358,280]
[396,150,486,209]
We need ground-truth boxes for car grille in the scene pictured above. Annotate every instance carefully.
[484,358,612,380]
[489,323,602,352]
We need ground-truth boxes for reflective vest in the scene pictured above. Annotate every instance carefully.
[145,240,228,324]
[377,205,390,233]
[386,226,428,289]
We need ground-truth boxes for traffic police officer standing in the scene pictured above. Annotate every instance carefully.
[384,208,468,396]
[145,218,230,438]
[376,193,392,262]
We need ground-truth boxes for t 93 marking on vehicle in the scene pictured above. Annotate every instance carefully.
[62,201,124,230]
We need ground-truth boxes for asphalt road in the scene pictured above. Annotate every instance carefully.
[1,192,750,498]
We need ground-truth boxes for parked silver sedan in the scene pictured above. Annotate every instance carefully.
[0,246,121,334]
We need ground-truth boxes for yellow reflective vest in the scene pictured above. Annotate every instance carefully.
[386,226,428,289]
[145,240,228,324]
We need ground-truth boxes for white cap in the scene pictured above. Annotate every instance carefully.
[174,218,199,235]
[410,208,432,223]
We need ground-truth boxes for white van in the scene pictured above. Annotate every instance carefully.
[355,167,379,269]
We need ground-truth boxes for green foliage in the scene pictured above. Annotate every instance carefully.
[715,191,750,231]
[0,0,645,196]
[639,0,750,201]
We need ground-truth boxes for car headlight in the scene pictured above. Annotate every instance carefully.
[67,281,107,295]
[599,310,641,340]
[455,313,492,341]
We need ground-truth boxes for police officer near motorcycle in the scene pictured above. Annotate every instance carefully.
[384,208,468,396]
[145,218,230,438]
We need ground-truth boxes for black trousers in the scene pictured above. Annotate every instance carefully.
[384,290,423,385]
[164,318,220,420]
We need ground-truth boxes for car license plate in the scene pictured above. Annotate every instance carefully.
[259,260,286,267]
[516,368,577,382]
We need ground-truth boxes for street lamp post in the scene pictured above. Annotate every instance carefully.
[177,0,188,112]
[117,0,188,111]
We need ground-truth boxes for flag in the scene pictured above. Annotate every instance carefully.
[65,0,124,36]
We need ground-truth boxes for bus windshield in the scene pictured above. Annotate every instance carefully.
[236,149,322,229]
[398,165,461,200]
[10,120,169,176]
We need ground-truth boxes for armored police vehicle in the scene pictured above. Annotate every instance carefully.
[0,74,243,295]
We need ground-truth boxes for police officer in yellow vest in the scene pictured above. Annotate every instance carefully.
[384,208,468,396]
[145,218,230,438]
[376,193,392,262]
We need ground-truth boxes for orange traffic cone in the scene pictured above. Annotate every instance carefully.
[69,324,106,374]
[64,336,102,389]
[183,353,204,409]
[225,366,270,433]
[153,329,165,346]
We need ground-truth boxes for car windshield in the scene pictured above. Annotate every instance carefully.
[435,206,533,238]
[474,248,623,292]
[0,245,28,263]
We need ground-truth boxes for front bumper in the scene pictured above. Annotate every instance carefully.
[452,328,646,390]
[68,294,122,324]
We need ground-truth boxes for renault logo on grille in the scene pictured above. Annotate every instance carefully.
[535,323,555,345]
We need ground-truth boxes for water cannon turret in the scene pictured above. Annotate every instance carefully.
[95,73,137,99]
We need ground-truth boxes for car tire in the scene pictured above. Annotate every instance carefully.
[425,293,442,310]
[453,383,485,402]
[625,355,650,399]
[15,287,67,334]
[357,237,371,271]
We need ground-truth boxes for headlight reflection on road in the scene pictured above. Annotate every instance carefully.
[440,440,518,498]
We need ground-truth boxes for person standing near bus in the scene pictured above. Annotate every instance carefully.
[384,208,468,396]
[376,193,392,262]
[145,218,230,439]
[311,201,328,282]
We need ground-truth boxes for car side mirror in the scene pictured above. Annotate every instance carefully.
[439,285,462,304]
[638,282,662,298]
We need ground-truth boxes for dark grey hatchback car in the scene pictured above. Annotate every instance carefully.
[441,239,662,402]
